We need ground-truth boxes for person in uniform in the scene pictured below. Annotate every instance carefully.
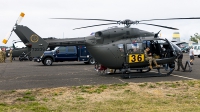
[144,47,160,70]
[9,48,13,62]
[2,48,6,63]
[0,49,4,63]
[176,53,185,71]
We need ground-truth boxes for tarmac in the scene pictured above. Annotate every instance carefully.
[0,53,199,90]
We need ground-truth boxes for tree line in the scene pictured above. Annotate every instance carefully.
[190,33,200,43]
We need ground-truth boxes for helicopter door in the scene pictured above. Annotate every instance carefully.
[165,39,177,57]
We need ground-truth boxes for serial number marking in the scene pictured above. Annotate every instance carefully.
[32,48,45,51]
[129,54,145,63]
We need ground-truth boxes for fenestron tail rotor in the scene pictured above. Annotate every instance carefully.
[2,12,25,44]
[51,17,200,30]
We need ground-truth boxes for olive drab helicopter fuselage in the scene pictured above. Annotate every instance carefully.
[83,27,178,69]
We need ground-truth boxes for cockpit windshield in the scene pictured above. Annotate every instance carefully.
[171,42,181,53]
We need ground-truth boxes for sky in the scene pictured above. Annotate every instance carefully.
[1,0,200,46]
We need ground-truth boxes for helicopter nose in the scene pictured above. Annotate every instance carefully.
[171,42,182,57]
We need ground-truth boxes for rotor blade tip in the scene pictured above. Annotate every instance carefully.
[2,39,8,44]
[20,12,25,17]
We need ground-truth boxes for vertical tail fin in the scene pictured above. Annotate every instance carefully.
[14,25,49,57]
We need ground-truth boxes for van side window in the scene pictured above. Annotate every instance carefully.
[68,46,76,52]
[194,46,197,50]
[58,47,66,53]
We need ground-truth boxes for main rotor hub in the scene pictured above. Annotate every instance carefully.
[121,19,132,28]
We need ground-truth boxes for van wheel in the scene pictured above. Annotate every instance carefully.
[198,55,200,58]
[44,58,53,66]
[88,57,95,65]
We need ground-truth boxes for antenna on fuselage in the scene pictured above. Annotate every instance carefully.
[154,30,161,38]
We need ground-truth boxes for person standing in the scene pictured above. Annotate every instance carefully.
[189,46,194,65]
[176,53,185,71]
[0,49,4,63]
[9,48,13,62]
[2,48,6,63]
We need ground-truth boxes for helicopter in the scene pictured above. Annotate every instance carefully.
[3,13,200,78]
[5,40,32,60]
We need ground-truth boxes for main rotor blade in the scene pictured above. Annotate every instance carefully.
[139,23,179,30]
[50,18,119,22]
[73,23,117,30]
[2,30,13,44]
[139,17,200,22]
[17,12,25,24]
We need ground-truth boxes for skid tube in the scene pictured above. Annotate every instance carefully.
[121,66,175,79]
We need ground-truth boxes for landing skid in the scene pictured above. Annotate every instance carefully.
[121,67,175,79]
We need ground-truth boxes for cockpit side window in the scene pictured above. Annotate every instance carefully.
[126,42,143,53]
[118,44,124,52]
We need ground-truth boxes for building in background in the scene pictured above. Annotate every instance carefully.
[172,32,180,43]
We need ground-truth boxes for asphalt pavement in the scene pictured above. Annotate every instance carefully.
[0,53,199,90]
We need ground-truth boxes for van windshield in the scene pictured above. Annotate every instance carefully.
[52,47,59,51]
[194,45,200,50]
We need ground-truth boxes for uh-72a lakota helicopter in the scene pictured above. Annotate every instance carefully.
[3,13,200,78]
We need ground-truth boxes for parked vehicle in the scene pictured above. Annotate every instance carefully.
[181,46,189,53]
[193,45,200,58]
[34,46,95,66]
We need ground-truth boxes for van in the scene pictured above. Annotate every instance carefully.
[34,45,95,66]
[193,45,200,58]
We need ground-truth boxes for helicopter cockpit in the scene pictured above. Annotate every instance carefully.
[117,38,176,66]
[129,38,174,59]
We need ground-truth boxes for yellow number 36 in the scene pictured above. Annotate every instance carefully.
[129,54,145,63]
